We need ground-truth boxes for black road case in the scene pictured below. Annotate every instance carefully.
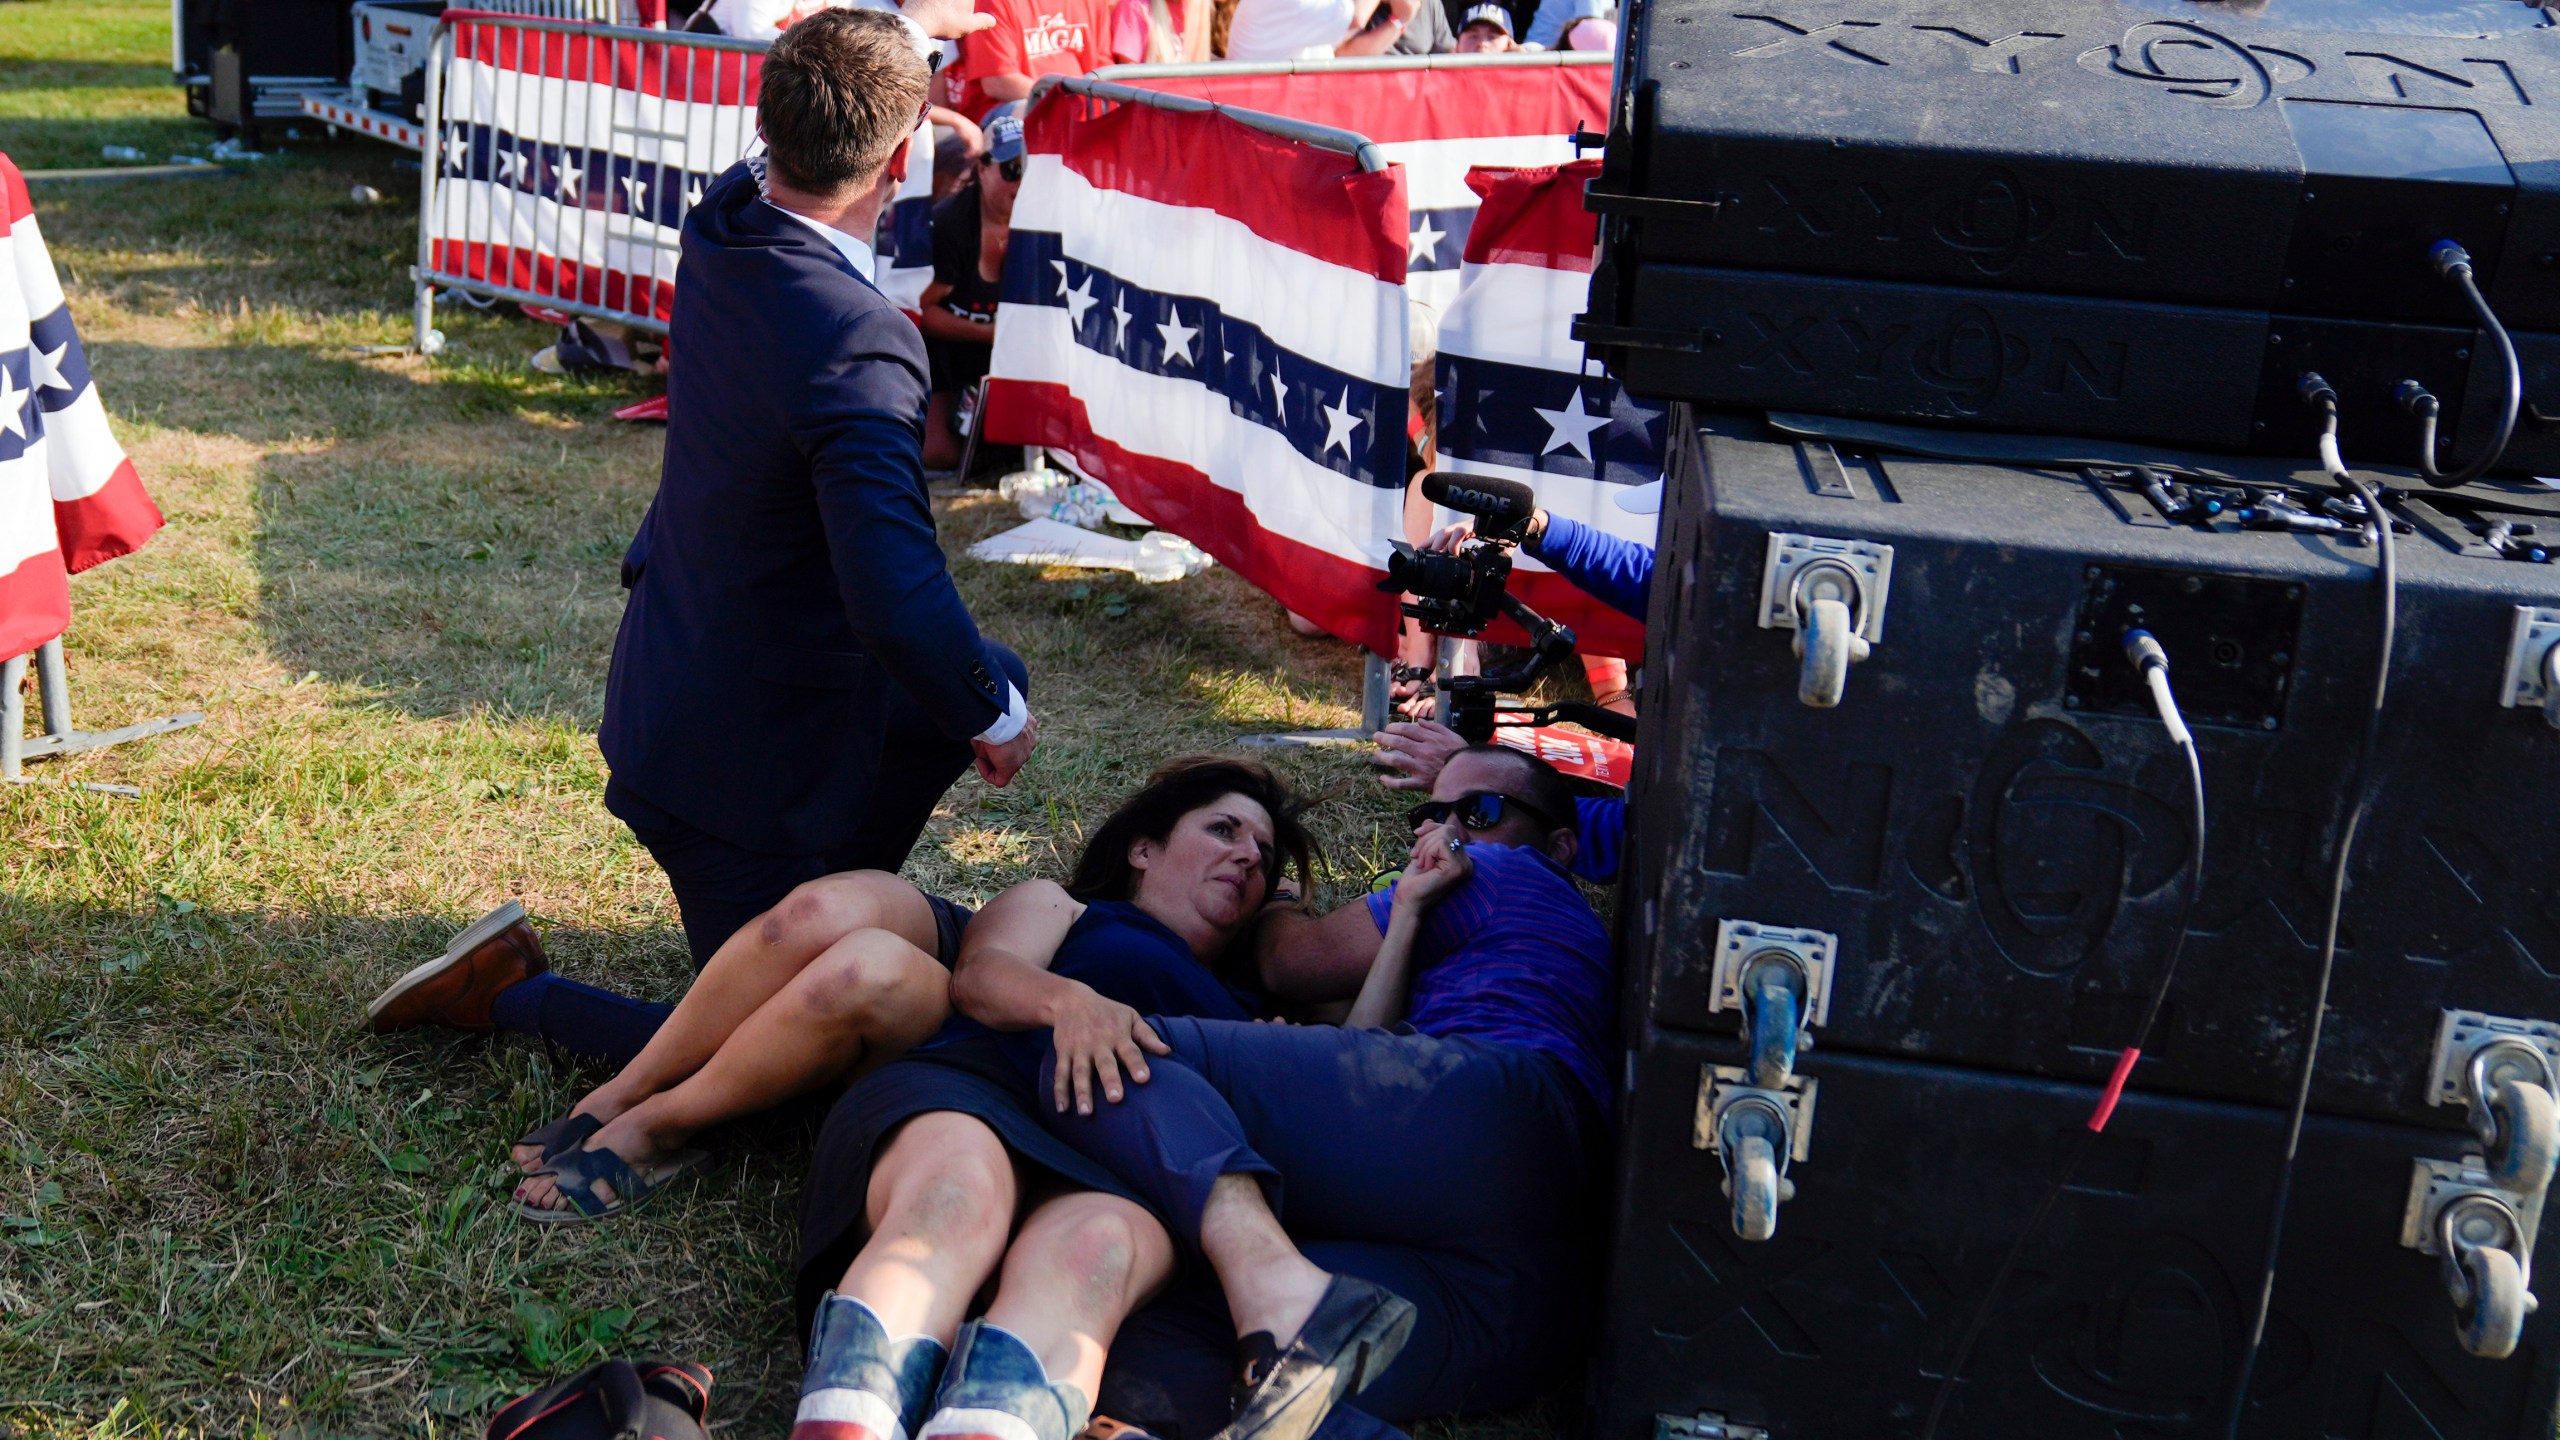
[1580,0,2560,463]
[1620,410,2560,1129]
[1593,1036,2560,1440]
[1596,407,2560,1436]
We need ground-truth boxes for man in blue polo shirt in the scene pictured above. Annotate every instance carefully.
[1375,494,1656,883]
[1040,744,1614,1440]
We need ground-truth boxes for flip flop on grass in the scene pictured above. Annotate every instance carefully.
[511,1111,603,1171]
[515,1142,711,1224]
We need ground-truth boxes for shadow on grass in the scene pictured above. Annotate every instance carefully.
[74,334,660,721]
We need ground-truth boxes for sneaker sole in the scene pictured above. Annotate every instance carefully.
[364,899,529,1025]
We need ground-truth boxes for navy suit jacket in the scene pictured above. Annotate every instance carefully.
[601,160,1013,854]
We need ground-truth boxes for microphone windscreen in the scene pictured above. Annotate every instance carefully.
[1420,471,1536,516]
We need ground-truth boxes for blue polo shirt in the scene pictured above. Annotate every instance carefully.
[1365,843,1616,1113]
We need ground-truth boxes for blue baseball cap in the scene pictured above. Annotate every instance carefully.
[983,102,1026,165]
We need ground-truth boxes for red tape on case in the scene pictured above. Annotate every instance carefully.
[2087,1047,2141,1133]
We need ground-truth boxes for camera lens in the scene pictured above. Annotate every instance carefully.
[1388,546,1479,602]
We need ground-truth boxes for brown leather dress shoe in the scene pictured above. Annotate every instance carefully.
[367,900,549,1033]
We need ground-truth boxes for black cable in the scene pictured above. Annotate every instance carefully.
[2220,395,2398,1438]
[2402,240,2521,489]
[1918,651,2208,1440]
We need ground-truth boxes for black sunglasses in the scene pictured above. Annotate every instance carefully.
[1407,789,1560,835]
[987,155,1024,183]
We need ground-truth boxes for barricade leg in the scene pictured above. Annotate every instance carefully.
[9,638,203,797]
[1238,652,1394,750]
[35,637,70,737]
[413,278,441,356]
[2,652,24,782]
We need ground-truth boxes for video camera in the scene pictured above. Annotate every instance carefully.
[1380,473,1635,745]
[1384,472,1543,638]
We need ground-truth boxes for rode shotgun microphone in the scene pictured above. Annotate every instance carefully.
[1421,471,1539,544]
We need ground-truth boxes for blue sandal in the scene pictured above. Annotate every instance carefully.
[516,1141,710,1223]
[513,1111,603,1166]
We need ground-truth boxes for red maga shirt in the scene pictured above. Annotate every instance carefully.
[949,0,1126,119]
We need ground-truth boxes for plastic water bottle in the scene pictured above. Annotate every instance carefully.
[998,469,1063,513]
[100,145,144,161]
[1131,532,1208,583]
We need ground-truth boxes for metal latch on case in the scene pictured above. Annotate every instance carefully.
[2497,606,2560,730]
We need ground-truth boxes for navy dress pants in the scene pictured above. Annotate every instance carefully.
[490,645,1026,1067]
[1039,1018,1606,1440]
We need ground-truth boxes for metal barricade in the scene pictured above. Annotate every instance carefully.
[1028,72,1391,171]
[1087,52,1608,313]
[480,0,660,23]
[412,13,768,352]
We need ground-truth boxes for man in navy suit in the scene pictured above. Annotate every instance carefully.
[370,1,1024,1065]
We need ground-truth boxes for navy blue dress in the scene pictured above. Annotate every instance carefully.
[794,899,1259,1331]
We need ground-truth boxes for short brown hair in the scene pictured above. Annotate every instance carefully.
[1457,744,1577,837]
[758,9,930,195]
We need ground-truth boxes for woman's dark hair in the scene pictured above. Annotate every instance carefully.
[1066,757,1315,903]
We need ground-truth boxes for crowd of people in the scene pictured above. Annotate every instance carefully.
[370,2,1660,1437]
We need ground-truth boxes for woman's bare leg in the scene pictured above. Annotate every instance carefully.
[510,870,939,1171]
[979,1191,1178,1404]
[843,1112,1024,1342]
[789,1115,1029,1440]
[516,927,952,1212]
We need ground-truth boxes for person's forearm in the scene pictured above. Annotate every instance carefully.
[1257,901,1388,1002]
[1344,904,1424,1029]
[952,953,1091,1030]
[1331,0,1397,51]
[977,71,1034,101]
[917,308,994,344]
[1526,512,1654,620]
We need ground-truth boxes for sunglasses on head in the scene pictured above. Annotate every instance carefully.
[1407,789,1559,835]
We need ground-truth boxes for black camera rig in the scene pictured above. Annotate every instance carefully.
[1382,473,1639,745]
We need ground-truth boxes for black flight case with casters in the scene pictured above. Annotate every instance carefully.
[1579,0,2560,1433]
[1590,408,2560,1439]
[1576,0,2560,469]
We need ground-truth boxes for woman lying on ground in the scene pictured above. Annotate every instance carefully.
[787,757,1417,1440]
[1045,745,1617,1440]
[498,758,1293,1223]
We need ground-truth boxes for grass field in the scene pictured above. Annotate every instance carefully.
[0,5,1565,1432]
